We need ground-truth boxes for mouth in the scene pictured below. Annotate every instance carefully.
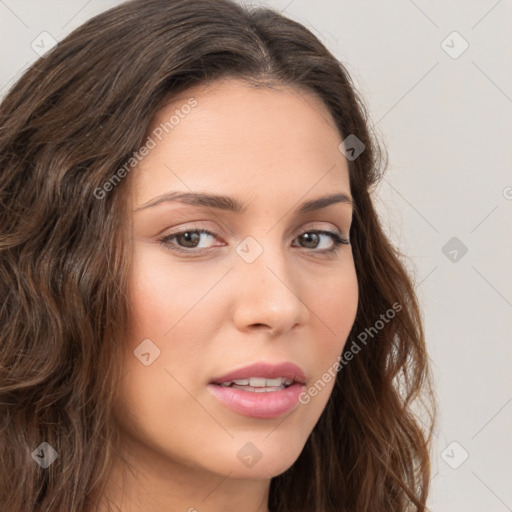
[207,362,307,419]
[215,376,296,392]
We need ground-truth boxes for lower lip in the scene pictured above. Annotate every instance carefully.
[207,382,305,419]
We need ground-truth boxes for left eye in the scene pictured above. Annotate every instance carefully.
[292,230,349,251]
[158,228,349,253]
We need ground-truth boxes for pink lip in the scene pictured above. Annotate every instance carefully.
[207,361,307,419]
[210,361,306,385]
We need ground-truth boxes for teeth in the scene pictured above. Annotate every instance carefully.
[218,377,294,388]
[250,377,269,387]
[251,386,283,392]
[234,385,285,392]
[232,379,250,385]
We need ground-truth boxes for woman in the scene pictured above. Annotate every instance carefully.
[0,0,435,511]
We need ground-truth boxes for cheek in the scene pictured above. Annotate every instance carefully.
[115,254,224,465]
[323,270,358,324]
[306,262,358,377]
[317,260,358,336]
[125,247,233,394]
[127,248,217,336]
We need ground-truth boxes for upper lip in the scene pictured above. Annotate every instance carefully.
[210,361,306,385]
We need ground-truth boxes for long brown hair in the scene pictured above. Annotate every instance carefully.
[0,0,436,510]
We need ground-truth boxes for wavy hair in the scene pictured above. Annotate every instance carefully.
[0,0,436,510]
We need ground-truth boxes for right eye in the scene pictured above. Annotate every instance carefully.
[158,228,223,252]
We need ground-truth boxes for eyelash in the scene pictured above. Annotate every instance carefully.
[157,227,350,255]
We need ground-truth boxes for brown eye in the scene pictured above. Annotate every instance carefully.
[298,232,321,249]
[293,230,349,253]
[159,228,219,252]
[175,231,201,248]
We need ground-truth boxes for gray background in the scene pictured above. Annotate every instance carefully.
[1,1,511,510]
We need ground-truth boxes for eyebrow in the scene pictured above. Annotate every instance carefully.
[134,191,353,214]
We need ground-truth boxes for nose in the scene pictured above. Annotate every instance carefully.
[231,240,309,337]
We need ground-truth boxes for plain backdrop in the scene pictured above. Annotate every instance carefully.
[1,1,511,510]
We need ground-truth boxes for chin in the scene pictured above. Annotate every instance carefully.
[203,433,307,480]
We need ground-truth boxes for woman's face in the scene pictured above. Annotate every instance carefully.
[116,78,358,488]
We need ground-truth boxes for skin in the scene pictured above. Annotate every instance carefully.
[98,78,359,512]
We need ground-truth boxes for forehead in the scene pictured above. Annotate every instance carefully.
[130,78,350,206]
[155,77,337,129]
[149,78,341,147]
